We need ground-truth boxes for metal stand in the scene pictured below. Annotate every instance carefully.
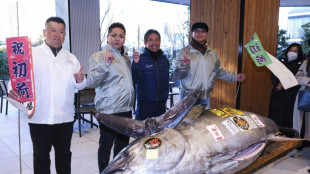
[18,109,22,174]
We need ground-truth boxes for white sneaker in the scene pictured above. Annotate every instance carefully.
[290,149,302,158]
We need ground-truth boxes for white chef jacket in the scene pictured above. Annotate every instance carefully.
[29,42,86,124]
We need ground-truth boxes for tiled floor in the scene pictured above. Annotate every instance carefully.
[0,102,101,174]
[1,94,310,174]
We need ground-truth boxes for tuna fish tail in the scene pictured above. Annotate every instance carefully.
[94,113,146,138]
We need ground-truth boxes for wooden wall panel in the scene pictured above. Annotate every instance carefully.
[240,0,279,116]
[190,0,280,117]
[190,0,240,108]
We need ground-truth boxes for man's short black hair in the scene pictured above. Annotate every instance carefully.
[144,29,161,42]
[45,16,66,28]
[108,22,126,35]
[191,22,209,32]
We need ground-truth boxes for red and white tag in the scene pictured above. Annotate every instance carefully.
[207,124,225,141]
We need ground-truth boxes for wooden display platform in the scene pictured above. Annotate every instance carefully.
[237,140,302,174]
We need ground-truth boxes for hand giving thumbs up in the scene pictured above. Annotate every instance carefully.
[105,47,115,63]
[74,65,84,83]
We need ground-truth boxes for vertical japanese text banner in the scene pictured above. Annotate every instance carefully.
[6,36,35,116]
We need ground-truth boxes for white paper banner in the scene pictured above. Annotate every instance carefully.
[266,52,298,90]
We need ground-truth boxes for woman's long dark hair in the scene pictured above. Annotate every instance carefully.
[284,43,303,60]
[285,43,307,71]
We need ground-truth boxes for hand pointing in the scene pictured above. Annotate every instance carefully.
[74,65,84,83]
[132,47,140,63]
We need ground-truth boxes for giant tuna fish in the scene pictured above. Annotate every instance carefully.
[95,86,302,174]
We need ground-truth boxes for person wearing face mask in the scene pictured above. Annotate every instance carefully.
[87,22,135,173]
[131,29,170,120]
[268,43,304,130]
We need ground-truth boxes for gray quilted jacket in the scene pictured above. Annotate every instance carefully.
[87,44,134,114]
[173,45,237,100]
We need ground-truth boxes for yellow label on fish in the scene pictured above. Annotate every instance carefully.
[211,108,245,118]
[221,108,244,116]
[210,109,229,118]
[146,149,158,160]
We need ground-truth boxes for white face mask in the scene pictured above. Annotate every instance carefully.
[287,52,298,62]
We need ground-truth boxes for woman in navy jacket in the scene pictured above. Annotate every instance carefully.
[132,29,170,120]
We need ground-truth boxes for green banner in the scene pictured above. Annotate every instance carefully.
[244,33,272,67]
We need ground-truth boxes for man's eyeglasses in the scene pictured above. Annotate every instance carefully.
[193,28,207,33]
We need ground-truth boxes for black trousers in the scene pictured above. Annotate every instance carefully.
[135,100,166,120]
[29,121,74,174]
[98,111,132,173]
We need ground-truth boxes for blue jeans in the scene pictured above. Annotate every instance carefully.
[135,100,166,120]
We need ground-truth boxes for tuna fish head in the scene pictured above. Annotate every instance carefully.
[103,128,188,174]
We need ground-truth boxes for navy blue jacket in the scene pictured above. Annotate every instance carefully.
[132,48,170,102]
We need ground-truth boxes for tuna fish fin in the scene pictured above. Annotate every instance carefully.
[210,160,238,173]
[94,113,146,138]
[176,105,205,129]
[155,84,202,131]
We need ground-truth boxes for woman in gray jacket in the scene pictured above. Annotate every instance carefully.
[87,22,134,173]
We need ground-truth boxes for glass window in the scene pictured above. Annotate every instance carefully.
[277,7,310,57]
[99,0,190,59]
[279,7,310,42]
[0,0,56,47]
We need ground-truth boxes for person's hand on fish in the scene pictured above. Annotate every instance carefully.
[182,49,190,66]
[105,47,115,63]
[74,65,84,83]
[132,47,140,63]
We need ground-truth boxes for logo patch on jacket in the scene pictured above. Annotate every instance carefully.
[145,64,154,69]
